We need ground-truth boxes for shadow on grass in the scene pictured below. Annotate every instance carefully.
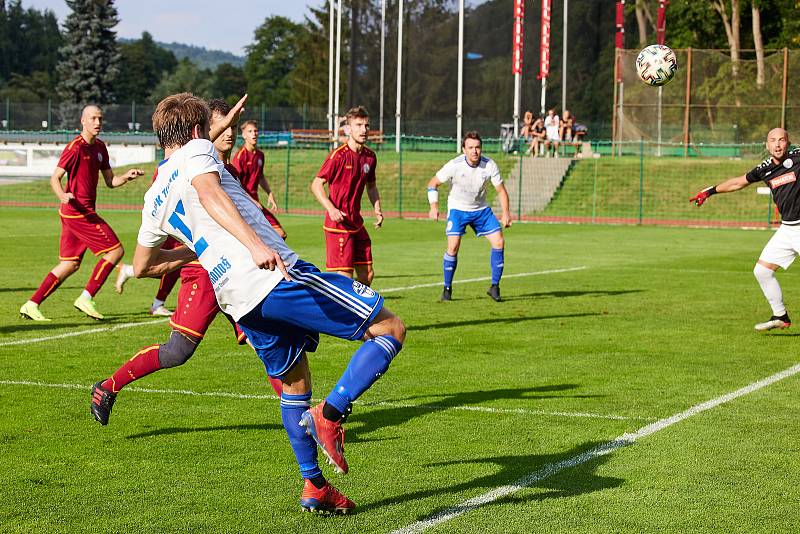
[408,312,601,332]
[0,322,88,334]
[348,384,602,441]
[502,289,644,301]
[0,287,37,293]
[358,441,623,514]
[376,273,439,280]
[126,422,283,439]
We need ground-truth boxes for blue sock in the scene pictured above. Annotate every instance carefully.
[281,391,321,479]
[490,248,504,285]
[443,253,457,288]
[326,336,403,414]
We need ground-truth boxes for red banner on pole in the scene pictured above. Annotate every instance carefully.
[512,0,525,75]
[615,0,625,82]
[537,0,551,79]
[656,0,668,45]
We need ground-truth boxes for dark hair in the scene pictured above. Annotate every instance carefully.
[152,93,209,149]
[462,130,482,147]
[240,119,258,131]
[345,105,369,123]
[207,98,232,117]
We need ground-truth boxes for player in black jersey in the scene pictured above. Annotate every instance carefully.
[691,128,799,331]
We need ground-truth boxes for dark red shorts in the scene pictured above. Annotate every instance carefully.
[170,263,244,343]
[324,226,372,272]
[261,207,283,229]
[58,210,121,261]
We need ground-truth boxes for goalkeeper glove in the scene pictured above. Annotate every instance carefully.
[690,186,717,206]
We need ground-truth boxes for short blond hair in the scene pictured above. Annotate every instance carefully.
[152,93,210,149]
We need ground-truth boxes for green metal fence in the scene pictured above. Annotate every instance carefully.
[0,135,777,229]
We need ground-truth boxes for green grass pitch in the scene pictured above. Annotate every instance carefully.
[1,207,799,532]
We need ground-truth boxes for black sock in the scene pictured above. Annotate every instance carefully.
[323,402,344,422]
[309,475,327,489]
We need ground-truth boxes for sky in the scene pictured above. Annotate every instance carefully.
[22,0,325,55]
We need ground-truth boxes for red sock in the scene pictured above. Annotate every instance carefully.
[156,269,180,301]
[102,345,161,393]
[30,272,61,304]
[85,259,116,297]
[268,376,283,396]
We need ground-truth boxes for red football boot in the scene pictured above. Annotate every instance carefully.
[299,402,349,474]
[300,479,355,515]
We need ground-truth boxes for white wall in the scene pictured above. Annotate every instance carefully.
[0,142,155,177]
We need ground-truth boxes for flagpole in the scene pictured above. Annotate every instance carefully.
[395,0,403,153]
[457,0,464,151]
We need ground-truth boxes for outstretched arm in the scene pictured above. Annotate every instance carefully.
[690,175,750,206]
[209,94,247,142]
[427,176,442,221]
[133,244,196,278]
[102,167,144,188]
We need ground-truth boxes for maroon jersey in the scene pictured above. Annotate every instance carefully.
[316,143,377,232]
[57,135,111,216]
[231,147,265,202]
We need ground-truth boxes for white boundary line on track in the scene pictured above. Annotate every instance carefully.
[379,266,587,293]
[0,266,587,347]
[391,361,800,534]
[0,379,644,421]
[0,318,170,347]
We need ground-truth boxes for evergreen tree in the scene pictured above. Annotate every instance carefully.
[56,0,120,126]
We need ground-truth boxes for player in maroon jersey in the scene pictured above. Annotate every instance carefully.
[19,105,143,321]
[311,106,383,286]
[231,120,287,239]
[91,98,282,426]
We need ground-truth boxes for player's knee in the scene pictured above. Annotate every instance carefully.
[754,263,776,280]
[382,314,406,344]
[105,246,124,264]
[158,331,199,368]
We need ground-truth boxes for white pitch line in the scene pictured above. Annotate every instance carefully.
[392,362,800,534]
[0,318,170,347]
[379,266,587,293]
[1,266,587,347]
[0,380,642,421]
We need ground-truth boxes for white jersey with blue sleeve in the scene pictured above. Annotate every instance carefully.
[435,155,503,212]
[137,138,298,321]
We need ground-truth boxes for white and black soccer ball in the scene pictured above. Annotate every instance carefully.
[636,44,678,87]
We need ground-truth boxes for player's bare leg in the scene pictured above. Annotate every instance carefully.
[75,245,124,320]
[20,259,81,321]
[754,259,791,331]
[485,230,505,302]
[354,263,374,286]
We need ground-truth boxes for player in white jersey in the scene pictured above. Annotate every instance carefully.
[427,131,512,302]
[128,93,405,515]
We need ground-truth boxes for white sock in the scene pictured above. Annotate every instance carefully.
[754,264,786,316]
[121,264,134,277]
[151,298,165,310]
[81,290,92,300]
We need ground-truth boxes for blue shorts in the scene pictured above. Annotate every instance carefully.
[237,259,384,378]
[446,207,502,237]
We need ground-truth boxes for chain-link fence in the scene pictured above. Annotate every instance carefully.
[616,48,799,146]
[0,134,777,229]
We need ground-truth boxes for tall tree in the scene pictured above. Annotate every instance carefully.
[751,0,765,87]
[115,31,177,103]
[148,58,212,103]
[711,0,741,74]
[244,16,302,107]
[211,63,247,103]
[56,0,120,125]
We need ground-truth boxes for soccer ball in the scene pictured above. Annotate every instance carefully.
[636,44,678,87]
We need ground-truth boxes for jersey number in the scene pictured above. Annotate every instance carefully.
[168,200,209,257]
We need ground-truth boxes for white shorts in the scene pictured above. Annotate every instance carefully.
[546,127,560,142]
[759,224,800,269]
